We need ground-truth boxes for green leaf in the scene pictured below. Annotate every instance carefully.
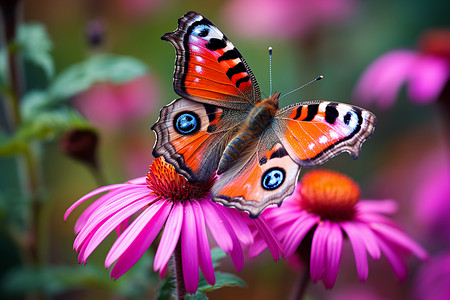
[114,252,160,298]
[18,23,54,79]
[186,291,208,300]
[3,254,159,297]
[0,108,93,156]
[20,90,51,122]
[184,271,246,300]
[48,54,148,102]
[210,248,227,268]
[2,265,115,295]
[156,278,175,300]
[197,271,246,293]
[0,23,54,90]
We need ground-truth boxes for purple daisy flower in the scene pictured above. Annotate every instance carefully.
[65,157,281,295]
[353,29,450,108]
[252,170,427,289]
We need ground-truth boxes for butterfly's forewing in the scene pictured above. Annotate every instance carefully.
[153,11,262,183]
[152,98,247,183]
[273,101,376,166]
[212,129,301,217]
[162,11,261,111]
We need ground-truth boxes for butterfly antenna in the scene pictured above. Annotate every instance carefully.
[269,47,273,96]
[279,75,324,101]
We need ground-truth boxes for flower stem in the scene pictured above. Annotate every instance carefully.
[289,265,310,300]
[0,2,46,300]
[89,164,107,187]
[173,241,186,300]
[0,0,24,132]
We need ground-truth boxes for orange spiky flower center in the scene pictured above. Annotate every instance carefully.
[299,170,360,221]
[146,157,215,202]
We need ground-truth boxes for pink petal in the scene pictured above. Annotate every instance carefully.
[221,209,253,247]
[77,229,96,264]
[106,200,165,267]
[192,201,215,286]
[181,201,199,294]
[109,201,172,279]
[323,222,343,288]
[251,215,283,260]
[115,216,131,236]
[75,186,149,234]
[81,196,155,261]
[202,201,233,252]
[370,223,428,260]
[74,190,152,247]
[249,219,296,258]
[375,236,407,280]
[247,237,269,258]
[407,55,449,103]
[341,222,369,281]
[282,213,319,257]
[209,203,244,271]
[74,189,121,234]
[356,200,398,215]
[74,216,107,252]
[353,50,418,109]
[126,176,147,185]
[159,263,168,278]
[65,183,130,221]
[352,222,381,260]
[357,213,399,228]
[310,221,329,282]
[265,208,301,229]
[154,202,183,272]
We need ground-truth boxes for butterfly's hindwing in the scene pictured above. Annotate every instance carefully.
[162,11,260,110]
[274,101,376,167]
[212,130,300,218]
[152,98,246,183]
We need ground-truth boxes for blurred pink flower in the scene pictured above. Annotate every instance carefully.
[353,30,450,108]
[222,0,356,40]
[413,158,450,246]
[74,75,159,131]
[65,157,280,294]
[413,252,450,300]
[251,170,427,289]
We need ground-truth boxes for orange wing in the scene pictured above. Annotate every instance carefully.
[152,98,247,183]
[212,130,301,218]
[162,11,260,111]
[273,101,376,167]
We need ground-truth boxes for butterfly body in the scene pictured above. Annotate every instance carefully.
[152,11,376,217]
[219,94,279,174]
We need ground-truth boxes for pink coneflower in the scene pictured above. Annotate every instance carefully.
[65,157,281,295]
[252,170,427,291]
[74,75,159,131]
[353,29,450,108]
[413,157,450,246]
[222,0,356,40]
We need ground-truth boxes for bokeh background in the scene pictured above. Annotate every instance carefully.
[1,0,450,299]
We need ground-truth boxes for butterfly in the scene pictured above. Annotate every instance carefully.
[152,11,376,217]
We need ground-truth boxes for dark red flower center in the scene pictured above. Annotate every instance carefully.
[146,157,215,202]
[299,170,360,221]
